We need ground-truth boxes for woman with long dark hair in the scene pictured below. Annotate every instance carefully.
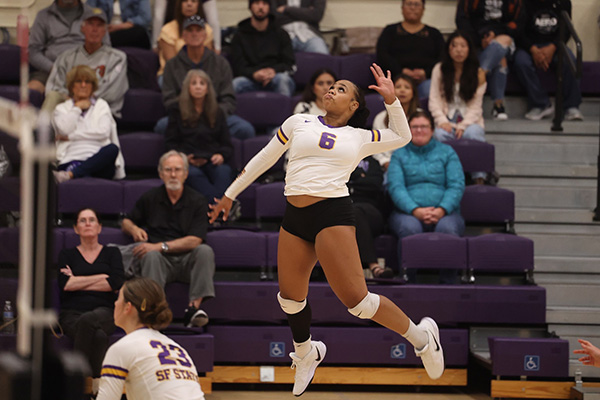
[208,64,444,396]
[293,68,337,116]
[429,30,487,183]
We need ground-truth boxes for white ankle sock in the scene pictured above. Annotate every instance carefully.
[293,336,312,359]
[402,320,429,351]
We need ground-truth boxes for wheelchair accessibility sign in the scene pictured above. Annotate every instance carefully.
[391,343,406,359]
[270,342,285,358]
[524,355,540,371]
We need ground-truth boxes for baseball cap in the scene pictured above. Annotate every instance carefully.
[82,7,108,23]
[182,15,206,30]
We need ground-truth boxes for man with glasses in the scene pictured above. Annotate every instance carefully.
[44,7,128,118]
[376,0,445,99]
[121,150,216,328]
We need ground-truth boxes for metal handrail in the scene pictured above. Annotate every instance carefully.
[551,10,583,132]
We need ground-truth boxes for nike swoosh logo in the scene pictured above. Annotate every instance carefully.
[315,347,321,362]
[304,120,311,123]
[432,334,440,352]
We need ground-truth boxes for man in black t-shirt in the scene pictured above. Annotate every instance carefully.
[121,150,215,327]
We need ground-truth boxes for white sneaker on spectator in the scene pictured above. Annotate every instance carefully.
[564,107,584,121]
[289,340,326,396]
[492,103,508,120]
[53,170,71,183]
[415,317,445,380]
[525,104,554,120]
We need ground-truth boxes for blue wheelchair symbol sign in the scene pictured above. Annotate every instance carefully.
[391,343,406,359]
[270,342,285,358]
[524,355,540,371]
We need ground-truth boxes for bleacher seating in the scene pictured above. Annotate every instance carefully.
[119,132,165,174]
[402,233,467,272]
[467,233,534,282]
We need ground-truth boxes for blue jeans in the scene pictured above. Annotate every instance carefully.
[59,144,118,179]
[512,47,581,110]
[388,210,465,283]
[434,118,486,180]
[417,79,432,100]
[154,114,255,140]
[291,35,329,54]
[479,41,511,101]
[233,72,296,97]
[186,163,233,203]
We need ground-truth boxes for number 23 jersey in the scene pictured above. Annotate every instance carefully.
[97,328,205,400]
[225,98,412,199]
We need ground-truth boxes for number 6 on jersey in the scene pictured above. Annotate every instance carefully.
[318,132,337,150]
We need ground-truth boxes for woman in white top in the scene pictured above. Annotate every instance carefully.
[52,65,125,183]
[97,277,205,400]
[209,64,445,396]
[429,30,487,183]
[372,73,420,171]
[293,68,337,116]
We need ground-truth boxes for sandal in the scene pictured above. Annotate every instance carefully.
[369,264,394,279]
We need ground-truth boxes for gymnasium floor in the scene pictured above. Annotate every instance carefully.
[206,389,493,399]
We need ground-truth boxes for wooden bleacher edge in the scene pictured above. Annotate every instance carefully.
[491,380,600,399]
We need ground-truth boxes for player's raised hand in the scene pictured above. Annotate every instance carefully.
[208,195,233,223]
[574,339,600,368]
[368,63,396,105]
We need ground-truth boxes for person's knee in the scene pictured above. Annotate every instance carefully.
[28,79,45,94]
[435,216,464,236]
[277,292,307,314]
[463,125,485,141]
[140,250,163,269]
[104,144,119,158]
[191,244,215,264]
[348,292,380,319]
[75,311,99,331]
[494,34,513,48]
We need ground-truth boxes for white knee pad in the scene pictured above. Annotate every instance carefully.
[277,292,307,314]
[348,292,380,319]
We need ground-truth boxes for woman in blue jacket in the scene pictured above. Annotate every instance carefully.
[387,109,465,281]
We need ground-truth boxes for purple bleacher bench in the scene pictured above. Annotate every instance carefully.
[206,325,468,367]
[0,130,20,170]
[205,229,267,269]
[118,132,165,171]
[242,136,285,172]
[0,85,44,108]
[402,233,467,281]
[118,88,166,129]
[230,137,243,172]
[0,177,19,212]
[255,182,286,220]
[365,93,385,129]
[293,52,340,90]
[446,139,495,173]
[473,285,546,324]
[0,44,20,84]
[467,233,534,283]
[460,185,515,229]
[235,92,293,130]
[117,46,160,92]
[0,227,64,265]
[488,337,568,378]
[236,182,258,220]
[337,53,376,90]
[57,178,124,216]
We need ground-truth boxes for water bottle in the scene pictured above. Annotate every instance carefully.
[2,300,15,334]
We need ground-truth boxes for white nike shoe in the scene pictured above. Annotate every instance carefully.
[415,317,445,380]
[289,340,326,396]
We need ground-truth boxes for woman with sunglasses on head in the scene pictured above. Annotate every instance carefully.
[96,277,205,400]
[209,63,445,396]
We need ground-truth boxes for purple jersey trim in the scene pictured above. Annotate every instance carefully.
[102,364,129,373]
[318,115,344,129]
[277,128,289,145]
[371,130,381,142]
[101,373,127,380]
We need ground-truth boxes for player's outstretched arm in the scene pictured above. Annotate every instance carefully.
[368,63,396,105]
[208,196,233,223]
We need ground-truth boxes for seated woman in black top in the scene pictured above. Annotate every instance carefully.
[166,69,234,203]
[58,208,125,382]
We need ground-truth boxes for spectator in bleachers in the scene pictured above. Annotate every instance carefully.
[160,16,256,139]
[387,109,465,282]
[513,0,583,121]
[166,69,233,203]
[456,0,525,120]
[28,0,108,94]
[97,277,206,400]
[376,0,445,100]
[58,208,124,383]
[153,0,221,54]
[121,150,215,328]
[348,156,394,279]
[52,65,125,184]
[271,0,329,55]
[86,0,152,49]
[230,0,296,97]
[293,68,336,115]
[575,339,600,368]
[429,31,487,184]
[44,8,129,118]
[156,0,217,86]
[372,74,419,171]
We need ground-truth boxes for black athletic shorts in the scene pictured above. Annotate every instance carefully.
[281,196,356,243]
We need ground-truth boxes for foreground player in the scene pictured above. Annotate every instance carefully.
[209,63,445,396]
[96,278,205,400]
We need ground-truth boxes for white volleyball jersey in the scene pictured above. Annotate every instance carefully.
[96,328,205,400]
[225,98,411,199]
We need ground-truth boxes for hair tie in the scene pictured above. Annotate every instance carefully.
[141,299,147,312]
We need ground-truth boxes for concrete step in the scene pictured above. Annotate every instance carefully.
[516,208,596,224]
[538,283,600,308]
[484,96,600,119]
[535,256,600,274]
[516,224,600,258]
[549,325,600,377]
[506,185,596,209]
[495,162,597,178]
[547,306,600,325]
[488,134,599,166]
[569,360,600,378]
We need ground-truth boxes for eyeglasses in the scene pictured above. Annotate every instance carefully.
[163,167,185,174]
[410,125,431,131]
[403,1,423,8]
[74,79,93,85]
